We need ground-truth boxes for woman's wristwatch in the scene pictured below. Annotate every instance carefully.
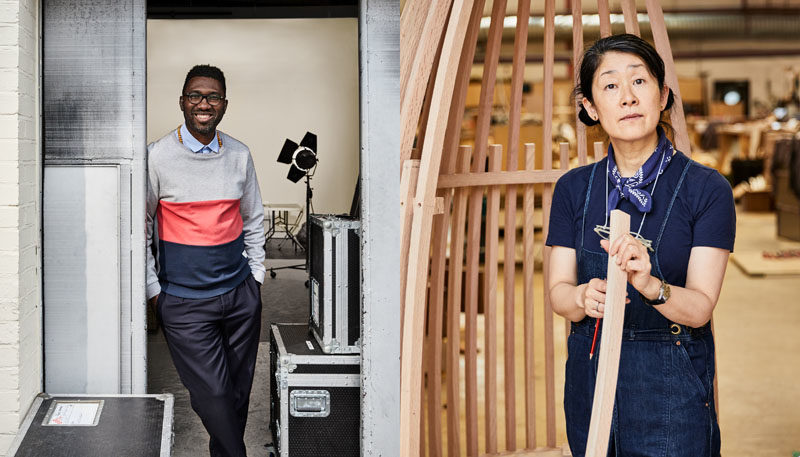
[641,278,671,306]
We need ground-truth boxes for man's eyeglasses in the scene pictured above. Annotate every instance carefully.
[183,93,225,106]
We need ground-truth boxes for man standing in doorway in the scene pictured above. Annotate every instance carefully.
[146,64,266,457]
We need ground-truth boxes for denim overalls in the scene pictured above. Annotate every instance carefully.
[564,160,721,457]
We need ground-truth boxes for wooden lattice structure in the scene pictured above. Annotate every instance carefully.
[399,1,698,456]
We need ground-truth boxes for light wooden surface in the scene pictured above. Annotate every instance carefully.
[400,159,421,335]
[645,0,691,156]
[542,0,557,446]
[427,150,456,457]
[503,1,530,450]
[447,146,473,457]
[621,0,640,36]
[484,145,503,454]
[400,0,476,454]
[442,0,487,175]
[593,141,604,162]
[438,170,567,188]
[522,143,537,449]
[400,0,453,163]
[464,169,484,455]
[585,210,630,457]
[597,0,611,37]
[571,0,587,167]
[471,0,506,181]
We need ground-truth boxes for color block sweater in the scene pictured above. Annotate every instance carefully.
[146,129,266,299]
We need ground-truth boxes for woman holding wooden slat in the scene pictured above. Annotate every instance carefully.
[546,34,735,456]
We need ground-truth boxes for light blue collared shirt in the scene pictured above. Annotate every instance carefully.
[176,122,220,154]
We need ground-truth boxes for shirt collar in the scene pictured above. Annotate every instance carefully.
[178,123,220,154]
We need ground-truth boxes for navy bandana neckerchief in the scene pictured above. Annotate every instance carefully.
[606,127,674,215]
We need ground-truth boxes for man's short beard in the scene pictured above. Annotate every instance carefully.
[192,121,216,135]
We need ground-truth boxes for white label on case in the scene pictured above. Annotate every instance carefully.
[305,340,314,351]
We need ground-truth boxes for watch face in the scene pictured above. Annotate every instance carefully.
[662,282,671,301]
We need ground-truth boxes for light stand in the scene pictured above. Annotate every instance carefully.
[269,132,318,281]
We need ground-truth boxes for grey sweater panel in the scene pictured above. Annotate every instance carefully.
[145,130,266,299]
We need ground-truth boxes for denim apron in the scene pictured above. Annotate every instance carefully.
[564,160,721,457]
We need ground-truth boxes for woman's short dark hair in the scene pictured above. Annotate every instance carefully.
[182,64,226,95]
[576,34,674,126]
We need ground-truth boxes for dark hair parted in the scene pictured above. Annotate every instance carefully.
[576,34,674,127]
[182,64,226,95]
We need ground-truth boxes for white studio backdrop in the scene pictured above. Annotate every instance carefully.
[147,18,360,215]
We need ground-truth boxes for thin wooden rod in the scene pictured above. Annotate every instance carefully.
[438,170,566,189]
[585,210,631,457]
[416,27,446,161]
[427,159,455,457]
[621,0,641,36]
[645,0,691,155]
[484,145,503,454]
[502,2,529,449]
[522,143,537,449]
[593,141,604,162]
[472,0,507,176]
[597,0,611,38]
[446,146,472,457]
[506,0,531,176]
[441,0,487,176]
[400,1,476,454]
[571,0,587,167]
[401,159,422,333]
[400,0,428,95]
[401,0,454,163]
[542,0,558,447]
[464,166,484,457]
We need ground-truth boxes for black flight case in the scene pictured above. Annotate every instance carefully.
[308,214,361,354]
[268,323,360,457]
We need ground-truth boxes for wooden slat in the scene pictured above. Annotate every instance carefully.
[401,159,422,333]
[400,0,428,95]
[427,164,455,457]
[597,0,611,38]
[585,210,631,457]
[571,0,587,167]
[522,143,537,449]
[621,0,641,36]
[446,146,472,457]
[400,0,476,454]
[464,171,484,456]
[484,145,502,454]
[438,170,567,188]
[542,0,557,447]
[502,2,529,449]
[645,0,691,155]
[416,30,446,161]
[441,0,487,177]
[471,0,507,176]
[464,6,505,450]
[400,0,454,163]
[593,141,604,162]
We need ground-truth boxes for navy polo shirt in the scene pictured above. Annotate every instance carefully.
[546,151,736,288]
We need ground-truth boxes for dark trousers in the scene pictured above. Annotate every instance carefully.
[157,275,262,457]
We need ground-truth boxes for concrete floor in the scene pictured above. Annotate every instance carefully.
[148,258,309,457]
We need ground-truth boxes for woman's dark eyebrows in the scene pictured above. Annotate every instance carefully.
[600,64,645,77]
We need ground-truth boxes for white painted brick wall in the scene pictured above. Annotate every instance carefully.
[0,1,41,455]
